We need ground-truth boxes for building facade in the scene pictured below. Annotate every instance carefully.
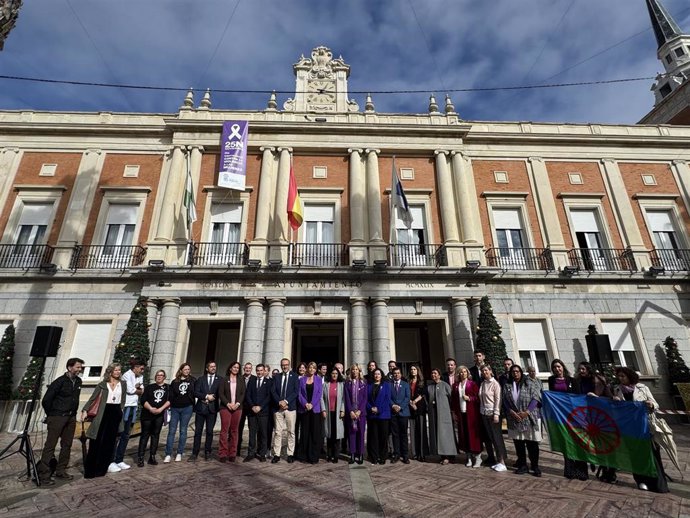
[0,45,689,412]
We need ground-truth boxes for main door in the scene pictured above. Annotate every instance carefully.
[292,321,344,366]
[186,321,240,378]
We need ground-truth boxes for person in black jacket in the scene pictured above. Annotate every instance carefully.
[38,357,84,484]
[244,364,273,462]
[136,370,170,467]
[189,361,221,462]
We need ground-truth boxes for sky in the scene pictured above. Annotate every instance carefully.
[0,0,689,124]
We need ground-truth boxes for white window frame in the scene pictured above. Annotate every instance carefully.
[638,198,688,270]
[1,187,63,246]
[510,319,556,376]
[64,319,115,382]
[39,164,57,177]
[296,189,343,243]
[485,195,535,269]
[199,188,249,266]
[391,191,434,267]
[92,189,148,267]
[561,196,614,270]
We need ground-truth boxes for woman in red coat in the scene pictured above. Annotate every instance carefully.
[450,365,483,467]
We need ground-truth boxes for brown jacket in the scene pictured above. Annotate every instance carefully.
[218,375,246,409]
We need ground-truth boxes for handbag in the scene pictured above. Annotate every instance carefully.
[163,407,171,426]
[85,390,102,421]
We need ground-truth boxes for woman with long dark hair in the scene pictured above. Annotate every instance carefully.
[547,359,581,479]
[322,366,345,463]
[81,363,127,478]
[366,368,391,464]
[407,364,428,462]
[136,369,170,467]
[163,363,196,463]
[218,361,246,462]
[427,368,456,465]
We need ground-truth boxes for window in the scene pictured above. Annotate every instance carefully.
[208,203,243,265]
[675,47,685,57]
[39,164,57,177]
[570,209,608,270]
[312,166,327,179]
[646,210,686,269]
[394,205,429,266]
[660,83,672,98]
[100,204,137,264]
[10,202,51,267]
[301,204,336,266]
[568,172,583,185]
[400,168,414,180]
[493,208,527,267]
[641,174,657,186]
[665,54,673,64]
[493,171,509,183]
[513,321,550,374]
[70,321,112,380]
[601,321,640,371]
[123,165,140,178]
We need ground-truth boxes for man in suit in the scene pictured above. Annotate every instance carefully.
[244,363,272,462]
[386,360,397,381]
[237,362,254,455]
[469,351,486,383]
[270,358,299,463]
[189,361,221,461]
[389,367,411,464]
[442,358,457,386]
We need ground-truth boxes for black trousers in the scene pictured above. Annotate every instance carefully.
[138,415,164,459]
[513,439,539,469]
[192,411,218,455]
[247,413,269,457]
[298,411,322,463]
[367,419,390,462]
[238,407,249,454]
[84,404,121,479]
[326,412,340,460]
[390,415,409,459]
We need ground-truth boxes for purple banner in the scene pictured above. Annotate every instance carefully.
[218,120,249,191]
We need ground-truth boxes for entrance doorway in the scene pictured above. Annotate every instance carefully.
[186,321,240,378]
[292,321,344,366]
[393,320,446,379]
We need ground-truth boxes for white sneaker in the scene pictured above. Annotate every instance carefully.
[107,462,122,473]
[116,461,131,470]
[638,483,649,491]
[491,463,507,472]
[163,455,171,463]
[175,454,182,462]
[473,456,482,468]
[465,457,473,467]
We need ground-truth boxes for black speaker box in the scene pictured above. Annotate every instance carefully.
[585,334,613,364]
[30,326,62,357]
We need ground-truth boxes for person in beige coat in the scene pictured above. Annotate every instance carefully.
[321,367,345,462]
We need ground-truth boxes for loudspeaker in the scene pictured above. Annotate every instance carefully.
[585,334,613,364]
[30,326,62,357]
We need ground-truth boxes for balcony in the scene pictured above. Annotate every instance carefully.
[187,242,248,267]
[567,248,636,272]
[288,243,348,267]
[651,248,690,272]
[0,244,54,269]
[70,245,147,269]
[389,244,447,267]
[485,247,554,271]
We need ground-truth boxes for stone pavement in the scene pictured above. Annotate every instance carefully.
[0,424,689,518]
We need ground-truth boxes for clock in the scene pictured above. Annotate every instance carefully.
[307,80,336,104]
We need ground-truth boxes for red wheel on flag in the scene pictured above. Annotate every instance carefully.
[566,406,621,455]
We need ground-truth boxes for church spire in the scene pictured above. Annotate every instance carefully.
[646,0,683,49]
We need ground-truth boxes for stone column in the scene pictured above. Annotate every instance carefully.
[435,150,462,266]
[527,157,568,268]
[250,147,277,264]
[450,298,473,365]
[370,297,390,367]
[264,297,286,369]
[271,147,292,262]
[365,149,386,262]
[146,299,161,352]
[53,149,106,268]
[450,151,483,264]
[349,149,367,264]
[600,158,650,269]
[672,160,690,216]
[349,297,370,366]
[0,148,22,234]
[241,297,265,367]
[149,145,185,261]
[469,298,481,336]
[151,298,181,381]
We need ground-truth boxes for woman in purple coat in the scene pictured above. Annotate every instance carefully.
[344,363,367,464]
[297,362,324,464]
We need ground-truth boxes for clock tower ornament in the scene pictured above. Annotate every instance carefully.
[284,46,359,113]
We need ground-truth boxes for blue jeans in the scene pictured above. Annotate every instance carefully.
[165,406,193,456]
[114,406,138,463]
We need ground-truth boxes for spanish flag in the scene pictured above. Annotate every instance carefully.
[287,164,303,230]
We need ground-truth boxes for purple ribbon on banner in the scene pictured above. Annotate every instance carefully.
[218,120,249,191]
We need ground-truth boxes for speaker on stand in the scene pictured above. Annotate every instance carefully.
[0,326,62,487]
[585,334,613,364]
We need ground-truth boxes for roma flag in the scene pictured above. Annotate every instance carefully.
[287,164,303,230]
[542,392,657,477]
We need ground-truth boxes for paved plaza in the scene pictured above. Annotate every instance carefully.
[0,424,689,517]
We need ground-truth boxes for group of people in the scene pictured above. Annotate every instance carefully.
[37,352,670,494]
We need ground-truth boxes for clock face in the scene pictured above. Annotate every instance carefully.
[307,80,335,103]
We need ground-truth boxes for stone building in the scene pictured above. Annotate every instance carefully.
[0,40,688,414]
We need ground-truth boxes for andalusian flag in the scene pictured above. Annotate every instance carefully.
[184,151,197,229]
[287,164,303,230]
[542,392,657,477]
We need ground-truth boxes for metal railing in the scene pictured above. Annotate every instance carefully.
[389,243,447,267]
[567,248,636,272]
[288,243,348,267]
[485,247,554,271]
[651,248,690,272]
[187,242,249,266]
[70,245,147,269]
[0,244,54,268]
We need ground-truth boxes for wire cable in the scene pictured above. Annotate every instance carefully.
[407,0,447,92]
[197,0,242,87]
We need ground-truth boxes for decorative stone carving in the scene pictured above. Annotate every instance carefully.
[267,90,278,111]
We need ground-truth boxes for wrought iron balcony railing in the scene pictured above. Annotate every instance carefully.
[485,247,554,271]
[389,243,447,267]
[187,242,249,266]
[70,245,147,269]
[0,244,54,268]
[289,243,348,267]
[650,248,690,272]
[567,248,636,272]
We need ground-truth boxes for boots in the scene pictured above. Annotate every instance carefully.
[137,457,145,468]
[148,455,158,465]
[349,454,356,465]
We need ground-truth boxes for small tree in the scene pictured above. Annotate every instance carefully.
[14,356,45,401]
[113,298,151,382]
[664,336,690,385]
[475,296,508,376]
[0,325,15,400]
